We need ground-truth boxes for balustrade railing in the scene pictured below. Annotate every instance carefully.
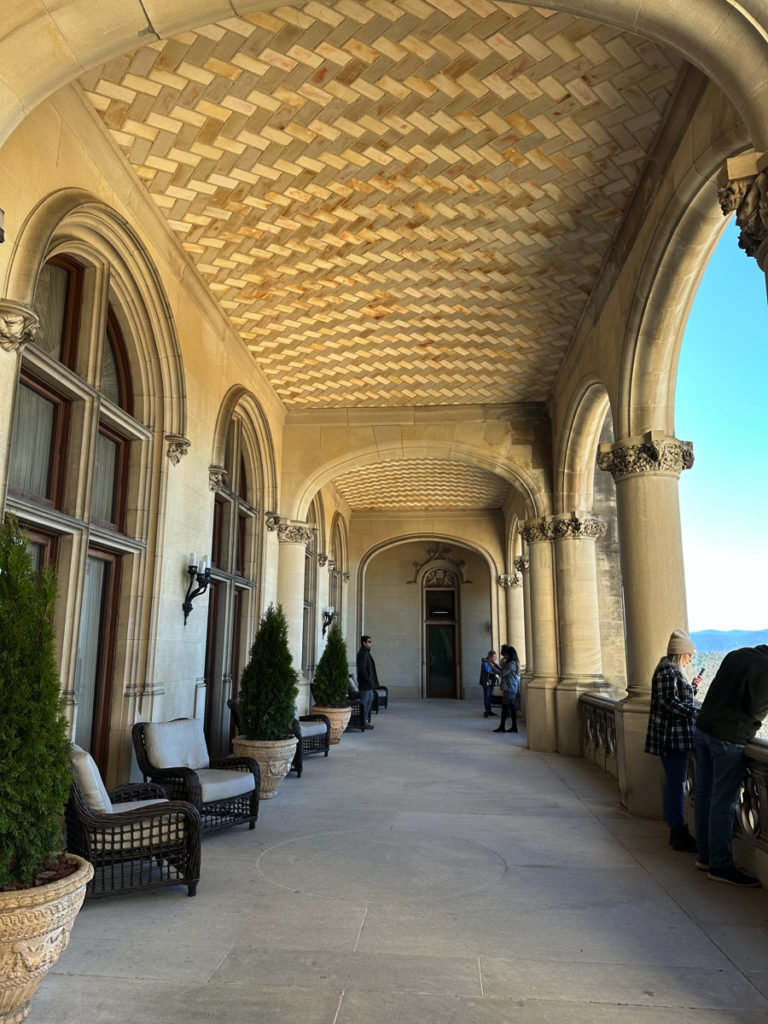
[580,693,618,780]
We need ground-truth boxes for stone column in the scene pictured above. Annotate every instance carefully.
[551,511,610,757]
[519,553,532,677]
[519,520,558,752]
[597,432,694,815]
[272,518,312,714]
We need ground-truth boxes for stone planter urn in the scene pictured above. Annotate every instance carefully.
[232,735,298,799]
[310,705,351,744]
[0,854,93,1024]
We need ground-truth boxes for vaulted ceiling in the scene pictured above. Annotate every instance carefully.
[79,0,684,414]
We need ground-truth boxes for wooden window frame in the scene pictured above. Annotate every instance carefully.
[104,304,134,415]
[90,422,130,533]
[8,373,70,509]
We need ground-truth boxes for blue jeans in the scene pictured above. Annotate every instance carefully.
[660,750,689,829]
[483,685,493,714]
[360,689,373,722]
[694,728,745,868]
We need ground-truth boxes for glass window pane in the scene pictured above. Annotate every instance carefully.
[8,383,55,499]
[101,331,122,406]
[91,431,118,523]
[73,556,108,751]
[34,262,69,359]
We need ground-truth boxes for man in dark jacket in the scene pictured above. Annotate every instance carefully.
[355,635,377,730]
[694,644,768,887]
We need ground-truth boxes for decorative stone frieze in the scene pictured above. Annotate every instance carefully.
[597,434,694,482]
[317,552,328,567]
[208,464,228,492]
[406,543,471,584]
[718,154,768,259]
[513,555,529,575]
[276,522,313,545]
[0,300,39,352]
[497,571,523,588]
[550,511,606,541]
[265,513,283,531]
[165,434,190,465]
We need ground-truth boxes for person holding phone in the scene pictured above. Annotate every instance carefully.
[645,629,700,851]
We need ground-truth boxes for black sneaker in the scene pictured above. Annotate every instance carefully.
[707,866,760,887]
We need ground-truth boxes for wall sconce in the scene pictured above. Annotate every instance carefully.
[322,606,335,637]
[183,553,211,625]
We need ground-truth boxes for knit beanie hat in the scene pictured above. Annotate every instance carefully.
[667,629,695,656]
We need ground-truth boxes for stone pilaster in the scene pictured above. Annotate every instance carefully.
[498,563,525,671]
[518,519,558,752]
[276,521,313,713]
[551,511,610,756]
[597,431,693,815]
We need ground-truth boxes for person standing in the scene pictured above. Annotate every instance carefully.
[479,650,499,718]
[644,629,700,852]
[356,635,377,731]
[694,644,768,886]
[494,645,521,734]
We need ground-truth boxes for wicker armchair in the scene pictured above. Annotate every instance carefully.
[348,674,388,716]
[227,699,330,778]
[65,744,201,898]
[132,718,259,834]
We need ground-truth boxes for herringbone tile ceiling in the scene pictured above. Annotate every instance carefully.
[80,1,682,410]
[334,457,513,510]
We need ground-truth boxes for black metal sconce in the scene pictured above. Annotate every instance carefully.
[322,606,335,637]
[183,553,211,625]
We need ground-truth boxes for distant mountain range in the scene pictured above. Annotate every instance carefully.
[691,629,768,652]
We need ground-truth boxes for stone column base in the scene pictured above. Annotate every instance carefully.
[615,696,664,817]
[525,675,559,752]
[555,675,611,756]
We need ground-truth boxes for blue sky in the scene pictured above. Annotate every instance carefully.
[677,218,768,630]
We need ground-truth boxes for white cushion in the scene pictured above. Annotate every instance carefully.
[300,722,328,739]
[348,674,359,693]
[111,798,169,814]
[143,719,210,770]
[91,808,187,852]
[197,767,255,803]
[70,744,113,813]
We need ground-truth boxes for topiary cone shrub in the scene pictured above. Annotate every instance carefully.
[239,603,299,741]
[311,623,350,707]
[0,514,71,888]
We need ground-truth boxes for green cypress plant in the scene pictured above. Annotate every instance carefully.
[311,622,350,707]
[239,603,299,741]
[0,514,71,888]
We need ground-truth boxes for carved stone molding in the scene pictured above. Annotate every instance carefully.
[327,559,336,571]
[425,567,458,587]
[208,464,228,492]
[0,300,39,352]
[342,572,350,583]
[497,571,523,588]
[265,513,283,532]
[718,154,768,259]
[406,543,472,584]
[519,519,553,544]
[597,434,694,482]
[276,522,314,545]
[317,552,328,567]
[166,434,190,466]
[550,511,606,541]
[513,555,529,575]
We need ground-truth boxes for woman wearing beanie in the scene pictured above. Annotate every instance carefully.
[644,629,702,852]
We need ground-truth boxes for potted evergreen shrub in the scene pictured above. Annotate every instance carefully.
[0,514,93,1023]
[310,623,352,743]
[232,603,299,799]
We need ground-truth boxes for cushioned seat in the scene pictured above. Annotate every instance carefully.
[132,718,260,834]
[66,744,201,897]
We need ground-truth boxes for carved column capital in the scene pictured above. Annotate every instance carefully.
[265,513,283,532]
[718,153,768,260]
[513,555,529,575]
[597,433,693,482]
[166,434,190,466]
[549,511,606,541]
[209,464,228,492]
[0,300,39,352]
[276,522,314,545]
[317,552,328,567]
[497,571,523,589]
[519,518,554,544]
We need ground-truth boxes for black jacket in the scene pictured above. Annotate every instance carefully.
[356,646,378,691]
[696,645,768,746]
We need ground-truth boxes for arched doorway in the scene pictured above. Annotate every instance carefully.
[424,568,460,699]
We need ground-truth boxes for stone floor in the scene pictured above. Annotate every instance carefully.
[31,699,768,1024]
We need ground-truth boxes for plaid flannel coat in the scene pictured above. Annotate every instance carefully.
[644,659,697,755]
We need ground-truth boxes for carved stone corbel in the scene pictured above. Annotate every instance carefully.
[265,513,283,532]
[0,300,39,352]
[718,153,768,260]
[209,464,228,492]
[166,434,190,466]
[513,555,529,575]
[317,553,328,567]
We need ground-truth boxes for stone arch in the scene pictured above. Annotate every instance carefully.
[5,189,186,438]
[555,378,613,513]
[2,2,768,153]
[329,510,349,574]
[618,131,748,440]
[289,441,548,522]
[210,385,278,514]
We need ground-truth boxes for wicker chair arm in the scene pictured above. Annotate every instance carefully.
[300,713,331,728]
[140,766,202,805]
[110,782,168,803]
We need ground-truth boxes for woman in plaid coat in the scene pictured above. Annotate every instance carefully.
[644,629,702,852]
